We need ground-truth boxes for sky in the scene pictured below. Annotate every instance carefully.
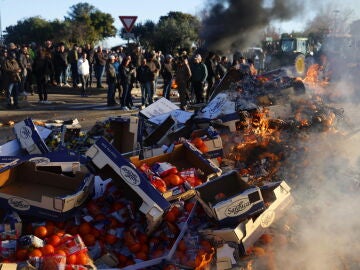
[0,0,206,47]
[1,0,359,48]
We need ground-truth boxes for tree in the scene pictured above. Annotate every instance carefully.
[154,12,201,54]
[4,3,117,46]
[66,3,117,45]
[120,20,156,49]
[4,17,53,45]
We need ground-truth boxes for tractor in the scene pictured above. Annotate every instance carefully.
[267,36,314,77]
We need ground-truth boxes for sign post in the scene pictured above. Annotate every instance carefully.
[119,16,138,45]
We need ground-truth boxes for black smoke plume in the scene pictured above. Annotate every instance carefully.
[200,0,304,52]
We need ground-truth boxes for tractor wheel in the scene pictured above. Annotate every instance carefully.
[294,54,306,77]
[292,80,306,95]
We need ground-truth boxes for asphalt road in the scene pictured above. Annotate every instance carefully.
[0,84,171,144]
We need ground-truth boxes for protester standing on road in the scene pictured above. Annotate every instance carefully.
[18,45,32,96]
[190,54,208,104]
[136,58,153,108]
[175,55,192,110]
[147,52,161,104]
[68,44,80,88]
[205,51,216,101]
[33,48,52,104]
[93,46,106,88]
[54,43,69,87]
[83,43,95,87]
[3,51,21,109]
[78,52,90,97]
[105,55,118,106]
[119,55,136,110]
[161,54,174,100]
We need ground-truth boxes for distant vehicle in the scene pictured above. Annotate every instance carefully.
[268,36,314,77]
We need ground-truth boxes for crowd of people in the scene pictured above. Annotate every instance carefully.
[1,40,261,110]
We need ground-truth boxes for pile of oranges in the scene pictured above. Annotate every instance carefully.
[14,221,91,267]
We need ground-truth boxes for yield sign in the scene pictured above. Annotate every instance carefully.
[119,16,138,33]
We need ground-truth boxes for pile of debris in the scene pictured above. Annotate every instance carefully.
[0,69,353,269]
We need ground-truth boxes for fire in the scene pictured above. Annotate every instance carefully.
[195,248,215,270]
[303,63,329,88]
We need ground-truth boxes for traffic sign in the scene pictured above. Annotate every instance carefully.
[119,16,138,33]
[123,33,135,40]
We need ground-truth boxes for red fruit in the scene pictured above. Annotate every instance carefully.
[128,242,141,253]
[150,177,167,193]
[164,174,184,186]
[185,201,195,213]
[164,211,177,223]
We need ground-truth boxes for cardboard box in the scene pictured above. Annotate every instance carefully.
[85,137,171,233]
[130,142,222,183]
[13,118,51,155]
[142,115,176,147]
[0,150,81,173]
[195,170,265,226]
[109,116,139,154]
[0,161,94,221]
[191,127,224,159]
[0,264,17,270]
[200,180,293,255]
[139,97,179,119]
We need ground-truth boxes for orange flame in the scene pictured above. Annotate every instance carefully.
[195,248,215,270]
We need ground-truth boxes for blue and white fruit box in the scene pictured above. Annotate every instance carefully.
[195,170,265,226]
[0,161,94,221]
[200,180,293,255]
[85,137,171,233]
[13,118,51,155]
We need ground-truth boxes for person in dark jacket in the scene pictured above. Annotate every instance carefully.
[53,43,69,87]
[105,55,118,106]
[190,54,208,104]
[204,51,216,101]
[175,55,192,110]
[161,54,174,100]
[136,58,153,108]
[3,51,21,109]
[119,55,136,110]
[33,48,53,103]
[93,46,106,88]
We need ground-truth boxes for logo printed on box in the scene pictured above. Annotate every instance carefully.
[8,197,31,210]
[225,199,252,217]
[119,166,141,186]
[28,157,51,164]
[20,126,32,139]
[260,210,275,228]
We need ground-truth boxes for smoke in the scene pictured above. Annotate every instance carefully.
[268,82,360,269]
[200,0,304,52]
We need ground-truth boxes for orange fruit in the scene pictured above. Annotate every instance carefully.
[191,137,204,148]
[83,234,96,247]
[29,248,42,257]
[76,252,88,265]
[67,254,77,264]
[135,251,148,261]
[55,249,67,256]
[47,234,61,247]
[78,222,92,236]
[16,248,28,261]
[34,225,48,239]
[105,233,117,245]
[42,244,55,256]
[198,144,209,153]
[177,240,187,252]
[128,242,141,253]
[45,221,56,236]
